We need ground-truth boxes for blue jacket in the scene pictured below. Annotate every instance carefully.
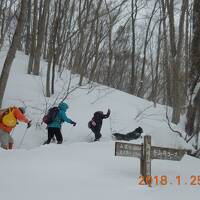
[47,102,73,128]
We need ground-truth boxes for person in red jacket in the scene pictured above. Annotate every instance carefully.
[0,107,31,150]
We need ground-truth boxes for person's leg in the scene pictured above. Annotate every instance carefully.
[91,127,101,141]
[0,130,10,149]
[45,127,55,144]
[8,142,13,149]
[54,128,63,144]
[8,134,14,149]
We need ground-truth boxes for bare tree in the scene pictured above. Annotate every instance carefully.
[33,0,50,75]
[58,0,74,73]
[0,0,16,50]
[137,0,159,98]
[46,1,59,97]
[166,0,188,124]
[129,0,138,94]
[0,0,27,107]
[185,0,200,146]
[27,0,38,74]
[148,5,162,107]
[25,0,31,55]
[160,0,172,106]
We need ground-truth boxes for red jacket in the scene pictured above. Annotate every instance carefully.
[0,107,29,133]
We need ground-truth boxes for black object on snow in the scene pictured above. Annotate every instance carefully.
[112,127,143,141]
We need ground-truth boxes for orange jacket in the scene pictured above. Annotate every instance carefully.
[0,107,29,133]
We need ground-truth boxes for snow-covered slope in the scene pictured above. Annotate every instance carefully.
[0,51,199,200]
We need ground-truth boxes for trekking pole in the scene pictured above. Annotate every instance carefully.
[87,131,92,137]
[66,126,74,140]
[10,129,14,136]
[109,115,113,134]
[18,128,28,148]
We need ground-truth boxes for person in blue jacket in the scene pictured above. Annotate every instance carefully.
[44,102,76,144]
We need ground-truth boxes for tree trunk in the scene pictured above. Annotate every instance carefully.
[166,0,187,124]
[46,1,59,97]
[25,0,31,55]
[185,0,200,137]
[0,1,14,50]
[137,0,158,98]
[43,9,49,60]
[151,13,162,107]
[183,0,189,106]
[33,0,50,75]
[129,0,138,94]
[185,88,200,136]
[0,0,27,107]
[161,0,172,106]
[27,0,38,74]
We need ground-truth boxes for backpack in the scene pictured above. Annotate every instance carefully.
[0,107,17,128]
[88,120,96,129]
[43,107,59,124]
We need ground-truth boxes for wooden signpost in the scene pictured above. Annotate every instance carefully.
[115,135,189,184]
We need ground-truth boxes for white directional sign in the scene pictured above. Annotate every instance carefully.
[115,142,142,158]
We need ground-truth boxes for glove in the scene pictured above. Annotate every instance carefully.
[71,121,76,126]
[27,121,32,128]
[107,109,111,116]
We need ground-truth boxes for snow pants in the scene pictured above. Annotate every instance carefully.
[0,129,14,149]
[46,127,63,144]
[90,126,102,140]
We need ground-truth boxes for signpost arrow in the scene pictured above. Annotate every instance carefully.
[115,142,142,158]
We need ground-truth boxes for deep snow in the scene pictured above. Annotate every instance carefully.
[0,51,199,200]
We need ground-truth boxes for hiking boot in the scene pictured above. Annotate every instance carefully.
[43,140,50,145]
[8,143,13,149]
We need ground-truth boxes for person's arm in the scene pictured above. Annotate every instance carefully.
[13,108,29,123]
[103,109,111,119]
[60,112,76,126]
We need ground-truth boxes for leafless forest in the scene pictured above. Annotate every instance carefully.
[0,0,199,147]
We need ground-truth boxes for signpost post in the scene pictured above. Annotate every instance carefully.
[115,135,189,185]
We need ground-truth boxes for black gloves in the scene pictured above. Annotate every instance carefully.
[71,121,76,126]
[27,121,32,128]
[107,109,111,117]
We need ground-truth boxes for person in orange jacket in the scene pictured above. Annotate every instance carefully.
[0,107,31,150]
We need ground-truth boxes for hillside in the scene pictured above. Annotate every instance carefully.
[0,51,199,200]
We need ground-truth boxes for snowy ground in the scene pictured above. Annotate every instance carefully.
[0,51,199,200]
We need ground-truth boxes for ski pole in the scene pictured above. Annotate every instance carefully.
[87,131,92,137]
[67,126,74,139]
[109,115,113,134]
[18,128,28,148]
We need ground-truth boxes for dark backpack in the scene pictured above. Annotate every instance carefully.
[43,107,59,124]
